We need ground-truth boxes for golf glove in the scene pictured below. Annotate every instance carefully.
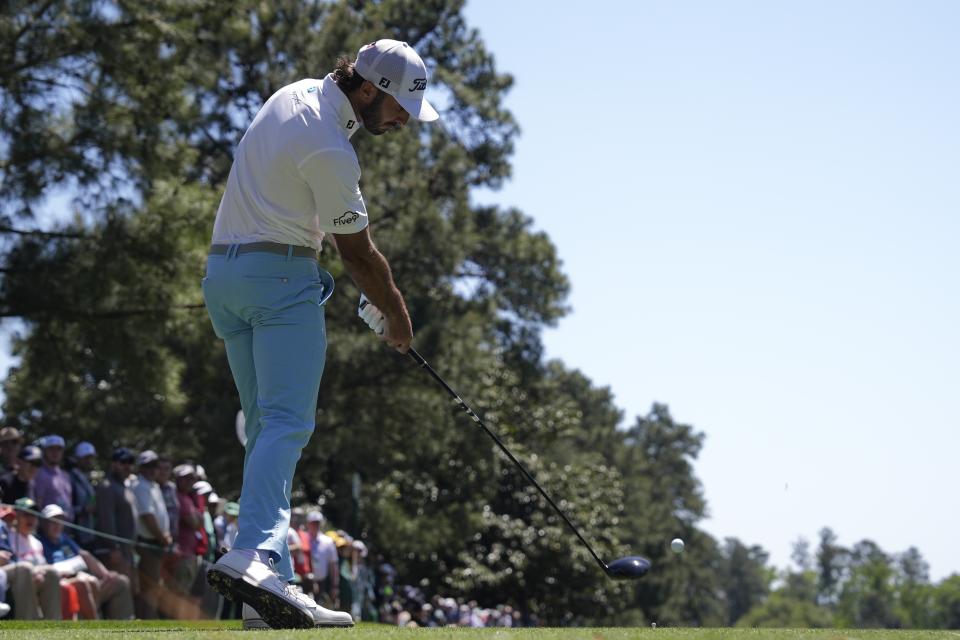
[358,293,386,336]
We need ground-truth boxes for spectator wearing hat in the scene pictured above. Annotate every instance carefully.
[333,531,356,615]
[0,427,24,474]
[351,540,375,621]
[34,435,74,521]
[20,502,94,620]
[191,479,221,618]
[0,445,42,503]
[69,442,98,548]
[94,448,138,588]
[306,513,338,608]
[6,497,62,619]
[2,495,58,620]
[295,509,315,583]
[287,508,311,586]
[37,504,134,620]
[199,484,220,565]
[131,450,171,619]
[156,455,179,543]
[168,464,202,618]
[216,501,243,622]
[191,480,217,562]
[221,502,240,551]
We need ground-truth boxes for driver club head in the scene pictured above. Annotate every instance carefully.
[605,555,652,580]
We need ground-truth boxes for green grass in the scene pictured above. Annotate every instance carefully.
[0,621,957,640]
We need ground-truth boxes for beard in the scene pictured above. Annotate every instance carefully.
[359,91,391,136]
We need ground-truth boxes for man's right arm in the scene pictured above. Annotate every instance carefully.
[332,227,412,353]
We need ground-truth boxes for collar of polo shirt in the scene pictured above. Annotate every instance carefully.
[319,74,361,139]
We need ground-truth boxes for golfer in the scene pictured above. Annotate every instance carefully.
[203,39,439,629]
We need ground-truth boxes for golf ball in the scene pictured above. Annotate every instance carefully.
[671,538,685,553]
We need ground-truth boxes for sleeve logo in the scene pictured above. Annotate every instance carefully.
[334,211,360,226]
[409,78,426,92]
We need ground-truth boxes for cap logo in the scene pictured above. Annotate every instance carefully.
[378,77,391,89]
[409,78,426,92]
[346,119,355,129]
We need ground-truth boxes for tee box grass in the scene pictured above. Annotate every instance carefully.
[0,621,958,640]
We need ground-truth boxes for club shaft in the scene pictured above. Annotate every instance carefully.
[407,348,609,574]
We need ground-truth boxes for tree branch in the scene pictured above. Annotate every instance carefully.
[0,303,206,320]
[0,225,85,239]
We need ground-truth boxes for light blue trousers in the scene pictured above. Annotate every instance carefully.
[202,247,334,582]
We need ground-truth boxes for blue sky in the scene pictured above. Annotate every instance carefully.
[462,0,959,580]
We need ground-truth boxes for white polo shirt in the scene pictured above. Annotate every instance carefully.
[310,531,338,581]
[132,474,170,541]
[212,74,369,251]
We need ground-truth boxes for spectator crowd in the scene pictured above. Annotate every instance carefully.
[0,426,530,626]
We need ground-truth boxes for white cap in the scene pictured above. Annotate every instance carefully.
[193,480,213,496]
[173,464,196,479]
[41,504,67,519]
[306,511,325,524]
[354,39,439,122]
[353,540,368,558]
[137,449,159,466]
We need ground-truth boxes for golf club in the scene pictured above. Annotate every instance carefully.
[407,347,651,580]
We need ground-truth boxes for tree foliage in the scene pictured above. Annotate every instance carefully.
[739,535,959,629]
[719,538,773,625]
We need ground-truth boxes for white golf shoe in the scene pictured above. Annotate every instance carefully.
[240,588,354,629]
[207,548,315,629]
[291,584,355,627]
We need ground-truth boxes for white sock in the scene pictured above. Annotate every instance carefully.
[231,548,272,564]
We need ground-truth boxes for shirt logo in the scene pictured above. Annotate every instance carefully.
[334,211,360,226]
[409,78,426,92]
[378,77,391,89]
